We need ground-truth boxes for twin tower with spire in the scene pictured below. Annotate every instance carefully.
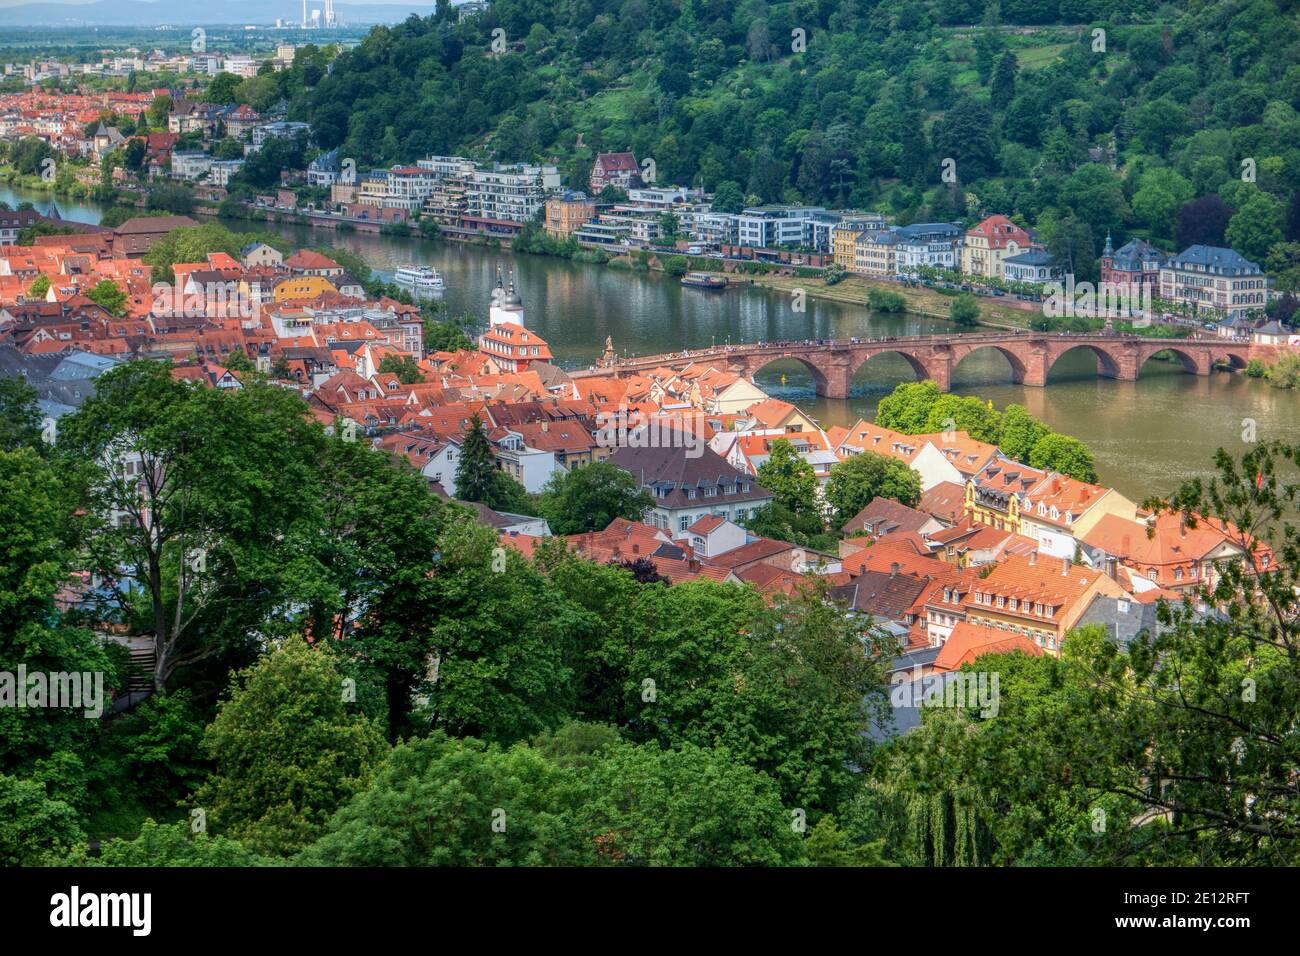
[476,266,553,372]
[488,267,526,328]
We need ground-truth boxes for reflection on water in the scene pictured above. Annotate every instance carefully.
[757,350,1294,501]
[217,219,955,367]
[2,184,1292,502]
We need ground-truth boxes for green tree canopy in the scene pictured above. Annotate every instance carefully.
[825,451,922,527]
[756,437,819,517]
[194,637,389,857]
[538,461,653,535]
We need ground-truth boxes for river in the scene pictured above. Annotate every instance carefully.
[6,185,1295,502]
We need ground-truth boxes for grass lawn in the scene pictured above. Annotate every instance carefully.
[745,274,1041,329]
[1015,42,1074,70]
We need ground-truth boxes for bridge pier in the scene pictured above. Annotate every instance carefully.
[1018,366,1048,387]
[819,364,852,400]
[1105,353,1141,382]
[928,361,951,393]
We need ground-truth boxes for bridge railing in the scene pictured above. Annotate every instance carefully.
[607,330,1213,368]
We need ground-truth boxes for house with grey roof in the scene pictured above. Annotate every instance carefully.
[609,444,773,535]
[1074,593,1220,651]
[1003,249,1059,286]
[1252,320,1294,346]
[1101,234,1166,297]
[0,344,123,423]
[1159,244,1268,320]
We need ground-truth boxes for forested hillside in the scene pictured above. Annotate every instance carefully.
[291,0,1300,283]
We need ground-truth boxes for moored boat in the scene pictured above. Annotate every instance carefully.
[681,271,727,290]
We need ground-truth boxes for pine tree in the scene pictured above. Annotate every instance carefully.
[991,51,1018,110]
[454,414,497,503]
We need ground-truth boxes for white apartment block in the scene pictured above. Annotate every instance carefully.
[735,205,825,248]
[466,164,561,224]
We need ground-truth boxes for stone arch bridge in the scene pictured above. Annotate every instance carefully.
[576,332,1272,399]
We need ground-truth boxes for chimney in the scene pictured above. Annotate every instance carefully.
[632,543,639,554]
[1106,555,1118,580]
[1028,552,1037,566]
[541,421,549,433]
[890,562,900,577]
[1061,557,1070,576]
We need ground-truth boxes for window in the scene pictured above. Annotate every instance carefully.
[704,486,717,497]
[687,489,696,500]
[679,516,690,532]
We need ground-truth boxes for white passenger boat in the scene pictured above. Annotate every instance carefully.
[393,265,445,293]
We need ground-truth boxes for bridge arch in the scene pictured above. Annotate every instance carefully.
[848,349,932,385]
[746,354,831,395]
[1137,346,1207,377]
[950,344,1030,385]
[1045,343,1124,381]
[1212,350,1250,371]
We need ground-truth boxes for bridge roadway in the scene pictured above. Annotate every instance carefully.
[572,331,1270,399]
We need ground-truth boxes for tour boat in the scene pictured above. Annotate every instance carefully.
[681,272,727,290]
[393,265,445,294]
